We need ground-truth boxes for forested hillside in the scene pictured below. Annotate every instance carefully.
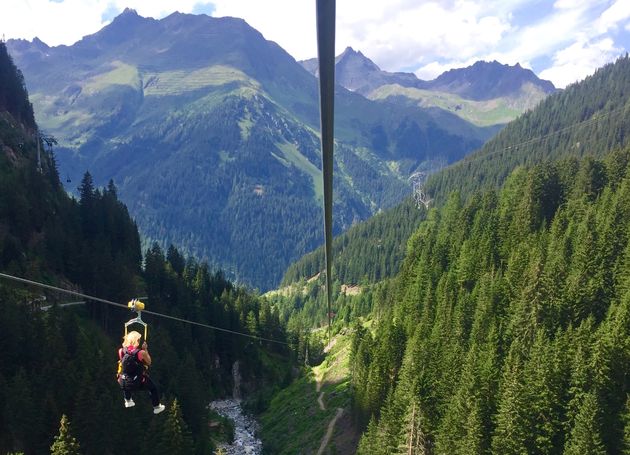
[281,197,425,286]
[352,150,630,454]
[0,41,291,455]
[283,55,630,292]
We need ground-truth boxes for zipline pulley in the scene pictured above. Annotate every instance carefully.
[124,298,148,341]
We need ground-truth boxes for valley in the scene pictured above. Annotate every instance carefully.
[1,3,630,455]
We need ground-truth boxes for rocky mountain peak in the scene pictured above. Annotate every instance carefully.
[427,60,556,100]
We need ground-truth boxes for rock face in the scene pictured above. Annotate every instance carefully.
[210,399,262,455]
[301,46,422,95]
[425,60,557,101]
[232,360,242,400]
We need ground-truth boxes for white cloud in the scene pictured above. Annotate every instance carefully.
[0,0,105,45]
[0,0,627,89]
[553,0,601,9]
[0,0,216,46]
[337,1,511,72]
[539,37,621,87]
[596,0,630,33]
[415,60,469,80]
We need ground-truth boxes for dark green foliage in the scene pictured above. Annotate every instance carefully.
[306,55,630,296]
[352,150,630,454]
[282,197,426,286]
[156,400,194,455]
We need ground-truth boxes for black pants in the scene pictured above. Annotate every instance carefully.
[123,375,160,407]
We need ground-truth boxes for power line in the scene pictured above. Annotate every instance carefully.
[0,272,289,346]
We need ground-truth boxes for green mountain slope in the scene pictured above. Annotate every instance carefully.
[370,82,550,127]
[8,9,494,290]
[282,56,630,289]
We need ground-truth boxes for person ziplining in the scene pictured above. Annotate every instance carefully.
[116,299,165,414]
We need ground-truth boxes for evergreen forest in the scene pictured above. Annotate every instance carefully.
[351,150,630,454]
[283,54,630,293]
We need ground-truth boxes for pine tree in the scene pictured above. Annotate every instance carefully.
[623,397,630,455]
[563,392,607,455]
[395,401,430,455]
[157,399,194,455]
[491,346,529,455]
[50,414,82,455]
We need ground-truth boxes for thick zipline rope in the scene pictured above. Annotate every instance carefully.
[0,272,288,346]
[316,0,335,344]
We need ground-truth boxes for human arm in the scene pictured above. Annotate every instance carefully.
[140,341,152,366]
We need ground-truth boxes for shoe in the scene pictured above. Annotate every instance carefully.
[153,404,165,414]
[124,399,135,408]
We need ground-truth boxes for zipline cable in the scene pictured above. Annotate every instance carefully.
[316,0,336,345]
[446,104,629,170]
[0,272,289,346]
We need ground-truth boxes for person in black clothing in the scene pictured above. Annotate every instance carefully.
[117,331,165,414]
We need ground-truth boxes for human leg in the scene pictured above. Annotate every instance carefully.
[142,375,161,408]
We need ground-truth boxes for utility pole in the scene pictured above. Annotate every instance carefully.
[409,172,432,209]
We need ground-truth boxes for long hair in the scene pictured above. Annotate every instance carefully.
[123,330,142,348]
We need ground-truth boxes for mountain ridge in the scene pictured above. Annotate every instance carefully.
[301,46,556,100]
[301,48,556,127]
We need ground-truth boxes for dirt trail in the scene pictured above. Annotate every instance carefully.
[317,392,326,411]
[315,369,325,410]
[316,408,344,455]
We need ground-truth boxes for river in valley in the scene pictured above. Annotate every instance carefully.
[210,399,263,455]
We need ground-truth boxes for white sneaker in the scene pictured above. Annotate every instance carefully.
[153,404,165,414]
[124,399,135,408]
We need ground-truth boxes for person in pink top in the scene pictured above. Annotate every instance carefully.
[117,331,165,414]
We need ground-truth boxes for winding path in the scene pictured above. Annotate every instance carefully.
[315,369,344,454]
[316,408,344,455]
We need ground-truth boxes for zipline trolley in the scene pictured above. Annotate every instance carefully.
[124,299,148,341]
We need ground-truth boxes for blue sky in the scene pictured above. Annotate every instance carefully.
[1,0,629,88]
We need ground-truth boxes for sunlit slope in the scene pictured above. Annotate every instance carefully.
[370,81,550,127]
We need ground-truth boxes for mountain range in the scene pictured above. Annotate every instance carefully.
[302,47,557,126]
[7,9,552,289]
